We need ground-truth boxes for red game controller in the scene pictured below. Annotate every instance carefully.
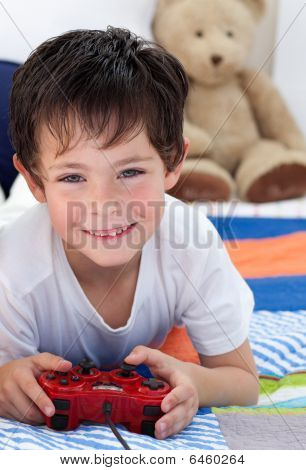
[38,359,172,437]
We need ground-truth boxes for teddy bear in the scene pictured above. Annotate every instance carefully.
[152,0,306,202]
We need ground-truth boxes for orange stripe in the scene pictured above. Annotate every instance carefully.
[225,231,306,278]
[160,327,200,364]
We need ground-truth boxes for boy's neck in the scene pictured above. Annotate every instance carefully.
[62,240,142,287]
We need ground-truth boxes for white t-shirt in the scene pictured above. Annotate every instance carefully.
[0,193,254,369]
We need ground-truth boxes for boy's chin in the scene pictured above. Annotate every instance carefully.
[81,247,141,270]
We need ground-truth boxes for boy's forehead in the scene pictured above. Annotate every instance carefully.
[38,121,158,166]
[39,121,88,158]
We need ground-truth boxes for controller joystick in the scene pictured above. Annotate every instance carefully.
[78,359,96,375]
[38,359,172,437]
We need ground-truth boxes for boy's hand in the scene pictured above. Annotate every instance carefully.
[0,353,72,425]
[124,346,199,440]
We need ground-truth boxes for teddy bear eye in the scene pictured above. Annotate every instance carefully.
[226,30,234,38]
[195,30,204,38]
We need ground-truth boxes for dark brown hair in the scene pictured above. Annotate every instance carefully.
[9,26,189,187]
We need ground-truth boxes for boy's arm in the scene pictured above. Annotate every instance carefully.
[0,283,73,424]
[183,338,259,407]
[125,340,258,440]
[0,283,38,366]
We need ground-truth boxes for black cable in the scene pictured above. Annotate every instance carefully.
[103,402,131,450]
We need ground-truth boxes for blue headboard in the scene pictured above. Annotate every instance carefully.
[0,60,21,198]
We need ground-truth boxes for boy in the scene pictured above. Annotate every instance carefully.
[0,27,258,440]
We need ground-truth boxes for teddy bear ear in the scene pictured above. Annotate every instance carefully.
[155,0,184,8]
[242,0,266,20]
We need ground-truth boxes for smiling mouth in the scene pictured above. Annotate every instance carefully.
[83,222,137,239]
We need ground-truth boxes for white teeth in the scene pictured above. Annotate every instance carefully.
[88,225,132,237]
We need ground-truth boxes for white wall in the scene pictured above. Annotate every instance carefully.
[1,0,277,69]
[5,0,306,135]
[0,0,158,63]
[273,0,306,136]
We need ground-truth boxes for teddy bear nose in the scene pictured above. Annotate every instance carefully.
[211,55,223,66]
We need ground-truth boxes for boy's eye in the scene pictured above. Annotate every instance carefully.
[59,174,84,183]
[58,169,144,183]
[119,169,144,178]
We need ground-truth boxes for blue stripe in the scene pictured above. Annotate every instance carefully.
[274,337,306,352]
[0,424,58,449]
[252,339,306,369]
[253,335,306,358]
[208,216,306,240]
[250,348,287,375]
[246,276,306,311]
[0,410,227,450]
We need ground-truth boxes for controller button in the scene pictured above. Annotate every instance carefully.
[46,374,56,380]
[53,399,70,411]
[141,421,156,437]
[59,379,68,385]
[142,379,165,390]
[118,362,137,378]
[51,414,69,430]
[57,371,68,376]
[71,376,80,382]
[143,405,162,417]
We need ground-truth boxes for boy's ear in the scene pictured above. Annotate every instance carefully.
[164,137,190,191]
[13,154,47,203]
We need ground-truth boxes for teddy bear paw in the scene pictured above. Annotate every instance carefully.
[246,163,306,203]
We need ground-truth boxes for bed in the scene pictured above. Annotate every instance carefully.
[1,190,306,450]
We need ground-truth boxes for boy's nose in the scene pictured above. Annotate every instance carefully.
[86,183,132,218]
[89,199,122,217]
[89,183,119,204]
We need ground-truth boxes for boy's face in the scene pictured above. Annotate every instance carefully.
[14,123,189,274]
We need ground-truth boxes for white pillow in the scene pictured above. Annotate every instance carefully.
[0,174,37,229]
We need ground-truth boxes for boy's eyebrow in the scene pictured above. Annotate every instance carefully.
[48,156,154,171]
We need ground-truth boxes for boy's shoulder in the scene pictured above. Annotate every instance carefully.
[160,193,216,248]
[0,203,54,295]
[155,194,220,285]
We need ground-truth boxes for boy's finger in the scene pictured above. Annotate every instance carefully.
[125,346,163,366]
[18,373,55,417]
[155,400,194,439]
[9,387,44,425]
[31,352,72,373]
[161,383,196,413]
[1,408,19,422]
[125,346,176,376]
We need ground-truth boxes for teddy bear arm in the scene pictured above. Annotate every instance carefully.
[240,68,306,150]
[183,116,212,157]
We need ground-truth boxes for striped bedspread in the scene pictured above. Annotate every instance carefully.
[1,200,306,450]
